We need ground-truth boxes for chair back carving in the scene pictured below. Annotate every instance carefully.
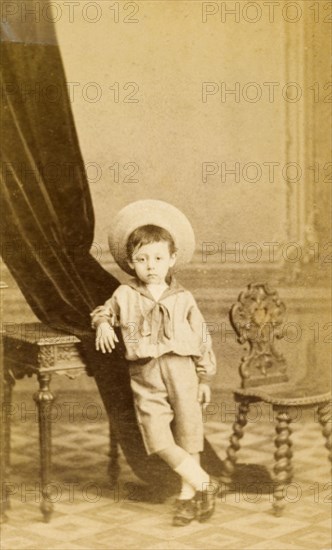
[230,283,288,388]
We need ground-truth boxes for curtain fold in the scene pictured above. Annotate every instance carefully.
[1,35,118,335]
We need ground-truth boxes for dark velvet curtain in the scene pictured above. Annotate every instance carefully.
[0,3,223,492]
[0,30,117,335]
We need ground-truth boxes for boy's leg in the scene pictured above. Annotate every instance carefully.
[161,356,204,454]
[178,453,200,499]
[178,453,201,498]
[146,355,209,490]
[157,445,209,490]
[157,445,211,526]
[128,356,203,457]
[157,445,217,523]
[179,480,195,500]
[128,357,217,522]
[158,356,218,522]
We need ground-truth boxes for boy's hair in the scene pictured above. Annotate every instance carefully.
[126,225,177,260]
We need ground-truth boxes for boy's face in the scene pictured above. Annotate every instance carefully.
[128,241,176,284]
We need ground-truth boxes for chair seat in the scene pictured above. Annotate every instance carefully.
[235,382,331,406]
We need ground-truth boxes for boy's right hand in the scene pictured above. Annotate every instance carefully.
[96,322,119,353]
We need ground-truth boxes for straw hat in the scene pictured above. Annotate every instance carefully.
[108,200,195,274]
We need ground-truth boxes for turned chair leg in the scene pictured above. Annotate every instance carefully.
[273,409,293,517]
[317,402,332,465]
[108,420,120,488]
[33,372,54,523]
[219,400,250,492]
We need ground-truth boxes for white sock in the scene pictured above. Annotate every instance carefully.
[178,479,196,500]
[174,455,210,492]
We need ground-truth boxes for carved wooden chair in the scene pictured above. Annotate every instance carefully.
[220,282,331,516]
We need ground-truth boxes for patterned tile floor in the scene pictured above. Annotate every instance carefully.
[1,395,331,550]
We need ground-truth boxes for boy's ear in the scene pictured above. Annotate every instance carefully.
[170,253,177,267]
[128,260,135,270]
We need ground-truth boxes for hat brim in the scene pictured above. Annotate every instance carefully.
[108,200,195,275]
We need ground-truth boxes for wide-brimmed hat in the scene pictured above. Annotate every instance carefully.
[108,200,195,274]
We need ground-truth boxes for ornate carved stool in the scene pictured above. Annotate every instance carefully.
[1,322,119,523]
[220,283,331,516]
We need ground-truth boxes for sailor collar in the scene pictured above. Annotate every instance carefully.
[127,276,185,302]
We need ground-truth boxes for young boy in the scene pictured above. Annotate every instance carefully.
[91,200,217,526]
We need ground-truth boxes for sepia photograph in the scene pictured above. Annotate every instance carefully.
[1,1,331,549]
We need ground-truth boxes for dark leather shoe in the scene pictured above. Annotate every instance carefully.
[195,480,218,522]
[173,498,196,526]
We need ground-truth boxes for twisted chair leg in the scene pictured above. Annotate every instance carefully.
[219,400,250,491]
[273,409,292,517]
[285,447,294,484]
[317,402,332,465]
[284,410,294,483]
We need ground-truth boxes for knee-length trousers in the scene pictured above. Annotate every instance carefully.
[129,354,204,455]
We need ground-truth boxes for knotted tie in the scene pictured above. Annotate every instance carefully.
[141,302,172,343]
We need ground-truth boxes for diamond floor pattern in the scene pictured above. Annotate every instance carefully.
[1,398,331,550]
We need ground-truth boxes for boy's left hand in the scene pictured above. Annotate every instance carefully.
[197,383,211,404]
